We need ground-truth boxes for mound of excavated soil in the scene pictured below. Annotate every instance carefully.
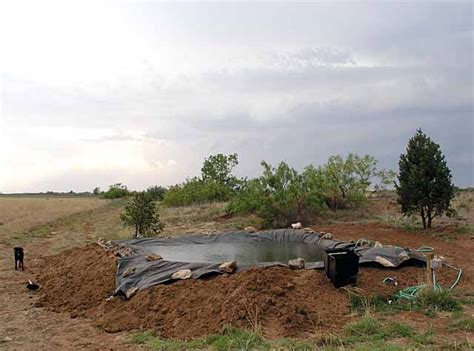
[34,245,456,340]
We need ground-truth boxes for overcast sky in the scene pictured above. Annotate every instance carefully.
[0,1,472,192]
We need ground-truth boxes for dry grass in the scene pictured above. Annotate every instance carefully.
[160,202,262,237]
[0,197,106,240]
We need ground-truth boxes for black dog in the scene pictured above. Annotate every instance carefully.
[14,247,24,271]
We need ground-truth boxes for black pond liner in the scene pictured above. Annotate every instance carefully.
[113,229,425,298]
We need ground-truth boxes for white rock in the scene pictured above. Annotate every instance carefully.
[219,261,237,273]
[172,269,192,280]
[244,226,258,233]
[322,233,333,239]
[374,241,383,248]
[288,258,305,270]
[125,287,139,299]
[291,222,302,229]
[122,267,136,277]
[304,227,315,233]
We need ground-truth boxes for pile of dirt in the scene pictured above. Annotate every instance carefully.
[34,244,456,340]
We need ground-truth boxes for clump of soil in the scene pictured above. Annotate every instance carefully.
[34,245,455,340]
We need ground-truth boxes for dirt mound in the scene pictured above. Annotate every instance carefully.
[35,245,117,313]
[34,245,456,340]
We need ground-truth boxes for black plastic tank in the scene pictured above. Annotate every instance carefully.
[323,247,360,288]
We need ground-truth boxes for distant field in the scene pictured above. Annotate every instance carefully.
[0,196,107,244]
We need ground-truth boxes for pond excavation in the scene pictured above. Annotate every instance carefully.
[101,229,426,298]
[35,230,459,340]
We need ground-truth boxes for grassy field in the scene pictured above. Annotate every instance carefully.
[0,192,473,350]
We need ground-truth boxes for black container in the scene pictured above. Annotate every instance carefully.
[323,248,359,288]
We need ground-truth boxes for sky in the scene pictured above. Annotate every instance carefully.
[0,1,473,192]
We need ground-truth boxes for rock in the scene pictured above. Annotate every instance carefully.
[172,269,192,280]
[125,286,139,299]
[398,251,410,261]
[288,258,305,270]
[291,222,302,229]
[244,226,258,233]
[122,267,136,278]
[97,239,134,257]
[146,254,163,261]
[322,233,333,239]
[374,241,383,248]
[3,337,12,342]
[105,295,115,302]
[219,261,237,273]
[304,227,315,233]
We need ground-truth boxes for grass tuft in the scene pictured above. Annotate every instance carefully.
[415,290,462,313]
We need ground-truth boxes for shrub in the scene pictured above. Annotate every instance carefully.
[162,153,241,207]
[121,191,164,238]
[102,183,129,199]
[227,161,326,227]
[146,186,167,201]
[163,177,235,207]
[317,154,395,209]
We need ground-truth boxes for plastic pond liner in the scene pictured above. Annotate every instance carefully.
[111,229,426,298]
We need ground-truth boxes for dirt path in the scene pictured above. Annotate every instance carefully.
[0,212,133,350]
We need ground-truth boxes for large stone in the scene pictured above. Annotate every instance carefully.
[244,226,258,233]
[219,261,237,273]
[304,227,315,234]
[146,254,163,261]
[288,258,305,270]
[172,269,192,280]
[125,286,139,299]
[321,233,333,239]
[291,222,302,229]
[122,267,136,277]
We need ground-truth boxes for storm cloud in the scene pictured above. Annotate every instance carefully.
[0,2,472,192]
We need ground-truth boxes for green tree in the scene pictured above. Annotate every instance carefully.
[92,187,101,195]
[318,154,385,209]
[146,185,167,201]
[201,153,239,187]
[102,183,129,199]
[121,191,164,238]
[396,129,455,229]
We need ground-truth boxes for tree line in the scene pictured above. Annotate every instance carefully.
[107,129,455,237]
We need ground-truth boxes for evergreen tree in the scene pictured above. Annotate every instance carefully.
[396,129,454,229]
[121,191,164,238]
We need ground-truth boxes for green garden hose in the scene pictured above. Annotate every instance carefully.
[392,263,462,300]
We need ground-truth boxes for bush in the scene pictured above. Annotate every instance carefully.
[317,154,395,209]
[227,161,326,227]
[146,186,167,201]
[102,183,129,199]
[162,178,235,207]
[121,191,164,238]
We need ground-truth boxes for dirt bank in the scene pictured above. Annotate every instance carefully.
[34,244,457,340]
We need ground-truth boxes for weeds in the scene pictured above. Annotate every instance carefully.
[345,314,414,343]
[377,213,419,231]
[415,290,462,313]
[448,317,474,332]
[129,326,269,351]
